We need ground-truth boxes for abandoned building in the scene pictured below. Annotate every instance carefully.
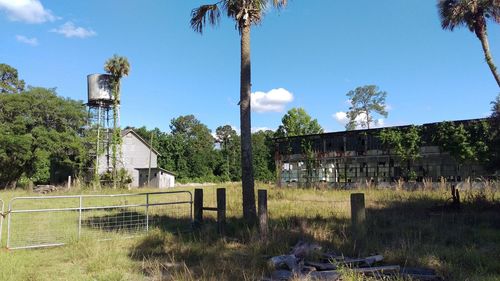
[274,118,493,187]
[97,129,175,188]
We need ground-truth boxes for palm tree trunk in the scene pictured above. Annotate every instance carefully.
[476,26,500,88]
[240,23,257,224]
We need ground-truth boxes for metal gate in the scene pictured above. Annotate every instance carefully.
[6,191,192,250]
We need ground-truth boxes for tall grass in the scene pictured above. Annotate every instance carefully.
[0,183,499,280]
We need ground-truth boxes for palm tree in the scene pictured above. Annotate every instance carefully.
[438,0,500,87]
[190,0,287,224]
[104,55,130,189]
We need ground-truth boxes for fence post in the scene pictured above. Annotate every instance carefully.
[6,200,12,249]
[258,189,268,241]
[194,188,203,227]
[351,193,366,250]
[217,188,226,236]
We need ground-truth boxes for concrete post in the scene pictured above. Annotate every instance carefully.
[258,189,268,241]
[351,193,366,250]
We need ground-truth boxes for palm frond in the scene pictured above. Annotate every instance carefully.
[104,55,130,78]
[485,0,500,23]
[438,0,499,32]
[190,4,221,34]
[273,0,288,9]
[223,0,241,21]
[438,0,465,30]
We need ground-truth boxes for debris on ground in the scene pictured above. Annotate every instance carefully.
[264,242,442,281]
[33,185,61,194]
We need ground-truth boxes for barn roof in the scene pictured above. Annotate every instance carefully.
[135,167,176,176]
[121,129,161,156]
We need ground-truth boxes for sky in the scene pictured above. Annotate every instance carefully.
[1,0,499,134]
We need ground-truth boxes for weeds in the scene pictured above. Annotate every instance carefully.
[0,183,499,280]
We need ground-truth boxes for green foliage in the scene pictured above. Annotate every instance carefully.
[489,94,500,172]
[379,126,422,179]
[190,0,287,34]
[379,126,422,163]
[132,121,278,183]
[104,55,131,188]
[346,85,388,130]
[0,87,87,188]
[215,125,241,181]
[433,120,490,164]
[171,115,217,179]
[252,130,275,182]
[437,0,499,33]
[100,168,133,188]
[137,115,220,181]
[275,107,323,137]
[0,63,25,94]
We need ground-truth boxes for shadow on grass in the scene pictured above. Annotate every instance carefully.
[126,194,500,280]
[127,215,352,280]
[363,195,500,280]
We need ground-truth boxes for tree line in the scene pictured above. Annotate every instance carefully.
[2,0,499,225]
[0,64,88,189]
[0,63,327,188]
[129,107,324,184]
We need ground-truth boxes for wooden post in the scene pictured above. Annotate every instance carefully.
[194,188,203,227]
[258,189,268,241]
[67,176,72,189]
[351,193,366,250]
[217,188,226,236]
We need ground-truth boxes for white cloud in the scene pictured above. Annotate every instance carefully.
[15,35,38,46]
[51,21,96,38]
[0,0,56,23]
[333,111,386,130]
[252,127,273,133]
[251,88,294,113]
[334,111,349,124]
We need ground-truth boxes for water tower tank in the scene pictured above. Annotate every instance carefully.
[87,74,114,106]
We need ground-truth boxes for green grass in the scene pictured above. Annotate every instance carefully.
[0,184,499,280]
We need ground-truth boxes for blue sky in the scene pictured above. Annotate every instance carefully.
[1,0,499,133]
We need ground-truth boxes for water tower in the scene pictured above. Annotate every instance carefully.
[87,74,114,177]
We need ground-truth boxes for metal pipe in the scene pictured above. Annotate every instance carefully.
[78,196,83,239]
[146,193,149,232]
[9,201,194,214]
[9,243,66,250]
[6,200,12,249]
[8,190,193,201]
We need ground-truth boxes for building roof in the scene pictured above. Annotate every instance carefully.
[121,129,161,156]
[135,167,176,176]
[274,117,490,142]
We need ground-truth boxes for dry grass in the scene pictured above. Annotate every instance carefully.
[0,182,499,280]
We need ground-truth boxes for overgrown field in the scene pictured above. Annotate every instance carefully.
[0,184,499,281]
